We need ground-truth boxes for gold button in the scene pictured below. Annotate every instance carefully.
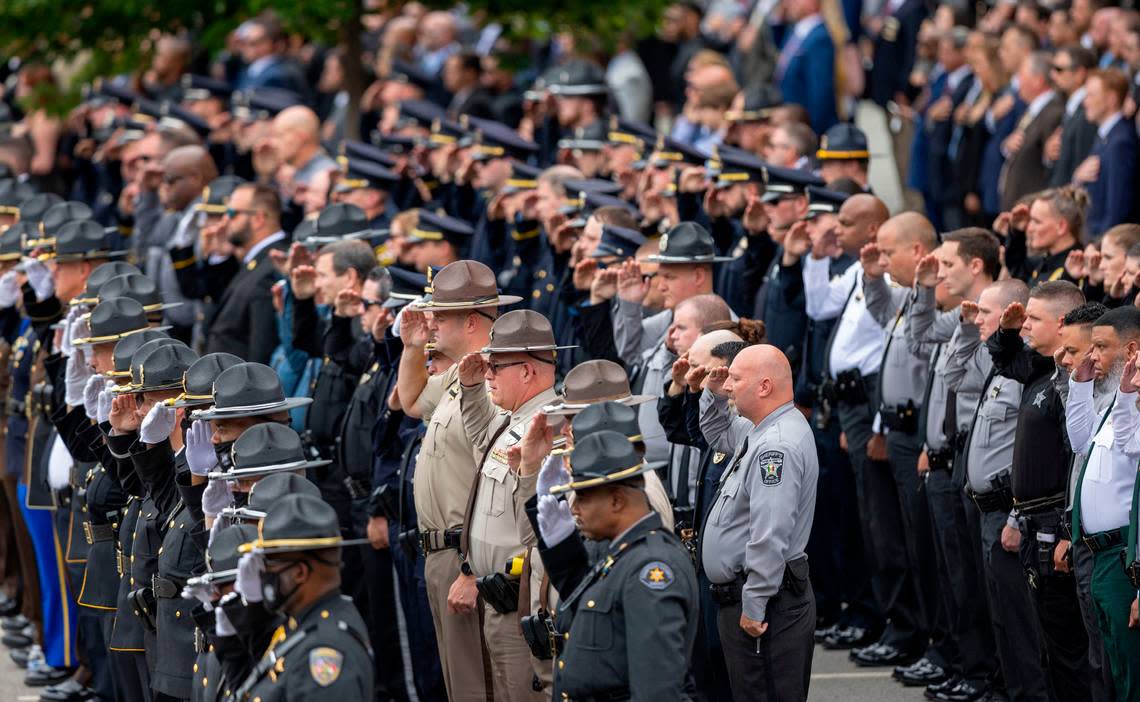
[169,520,175,528]
[193,663,198,673]
[209,644,215,652]
[202,678,208,687]
[321,610,330,619]
[532,290,541,299]
[563,632,569,640]
[537,270,547,279]
[558,660,565,670]
[546,283,554,292]
[587,600,595,608]
[175,611,181,618]
[158,547,163,555]
[562,694,569,700]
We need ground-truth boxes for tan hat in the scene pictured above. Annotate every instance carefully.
[542,359,654,416]
[412,260,522,310]
[481,310,576,354]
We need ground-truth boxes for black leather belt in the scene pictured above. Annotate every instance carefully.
[151,575,180,599]
[967,485,1014,514]
[83,522,115,544]
[1013,492,1066,516]
[1082,528,1124,553]
[418,528,462,555]
[569,690,631,702]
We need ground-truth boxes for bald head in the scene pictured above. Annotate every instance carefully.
[876,212,937,285]
[272,106,322,167]
[883,212,937,249]
[688,329,743,367]
[725,344,794,423]
[843,194,890,227]
[837,194,890,254]
[161,145,216,211]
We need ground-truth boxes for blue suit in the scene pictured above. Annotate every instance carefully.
[235,56,309,100]
[1085,117,1138,236]
[979,89,1024,218]
[777,22,839,134]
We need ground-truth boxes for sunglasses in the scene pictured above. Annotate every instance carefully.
[225,207,260,218]
[1051,64,1073,73]
[360,298,384,309]
[487,360,528,375]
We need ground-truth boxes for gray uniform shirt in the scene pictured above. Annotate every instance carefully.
[907,286,982,433]
[698,393,819,621]
[864,277,935,412]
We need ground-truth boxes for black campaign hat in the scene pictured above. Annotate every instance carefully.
[804,185,852,220]
[167,352,245,408]
[42,220,126,262]
[195,176,247,215]
[114,341,198,395]
[109,330,174,380]
[817,123,870,161]
[0,226,23,262]
[299,204,376,247]
[334,159,401,194]
[210,423,330,481]
[18,194,64,226]
[646,222,733,264]
[92,273,178,312]
[192,362,312,420]
[72,298,165,347]
[558,121,607,151]
[186,523,258,587]
[73,261,142,307]
[549,430,662,494]
[571,401,643,442]
[762,165,825,203]
[590,225,646,260]
[241,492,368,556]
[408,211,475,247]
[224,472,323,521]
[547,60,609,96]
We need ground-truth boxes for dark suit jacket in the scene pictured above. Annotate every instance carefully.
[1049,103,1098,187]
[236,56,309,101]
[1086,117,1138,236]
[204,239,288,364]
[447,86,496,120]
[868,0,926,107]
[929,71,975,207]
[1000,95,1064,211]
[778,23,838,134]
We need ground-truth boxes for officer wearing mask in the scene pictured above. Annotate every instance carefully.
[698,344,818,701]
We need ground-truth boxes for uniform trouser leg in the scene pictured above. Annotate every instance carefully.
[350,501,407,702]
[925,468,995,685]
[0,475,19,597]
[691,572,732,702]
[1089,548,1140,702]
[884,431,942,659]
[974,507,1051,701]
[423,549,491,702]
[78,609,114,702]
[109,650,151,702]
[482,602,546,702]
[3,475,37,622]
[716,580,815,702]
[1072,540,1115,702]
[837,400,923,649]
[19,484,75,668]
[389,523,446,702]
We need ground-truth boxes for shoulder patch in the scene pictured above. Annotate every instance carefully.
[639,561,674,590]
[308,647,343,687]
[758,450,784,486]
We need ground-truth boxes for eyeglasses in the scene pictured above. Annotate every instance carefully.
[360,298,384,309]
[225,207,260,218]
[1051,64,1073,73]
[487,360,528,375]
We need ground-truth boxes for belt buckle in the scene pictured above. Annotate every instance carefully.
[83,521,93,545]
[194,627,206,653]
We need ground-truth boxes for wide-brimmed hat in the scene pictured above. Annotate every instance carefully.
[239,492,369,556]
[481,310,575,354]
[24,200,91,249]
[72,261,142,307]
[208,423,330,481]
[166,352,244,408]
[113,341,199,395]
[192,362,312,420]
[0,180,36,216]
[108,331,175,380]
[0,225,23,262]
[645,222,734,264]
[542,360,654,416]
[411,260,522,310]
[17,194,63,226]
[72,298,168,347]
[97,273,180,312]
[186,523,258,587]
[39,219,127,262]
[571,401,643,442]
[549,430,662,494]
[221,472,322,521]
[194,176,246,215]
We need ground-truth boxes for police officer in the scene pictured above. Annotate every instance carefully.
[698,345,818,701]
[230,491,372,701]
[531,430,698,700]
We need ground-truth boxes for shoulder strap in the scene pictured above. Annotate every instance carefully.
[459,417,513,557]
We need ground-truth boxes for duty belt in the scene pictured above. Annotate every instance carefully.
[566,690,631,702]
[151,574,180,599]
[927,445,955,472]
[967,485,1014,514]
[343,476,371,500]
[708,557,807,606]
[1012,492,1066,516]
[418,528,462,555]
[1081,528,1124,553]
[83,522,115,544]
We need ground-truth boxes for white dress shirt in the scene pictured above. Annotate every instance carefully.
[1068,379,1132,535]
[803,257,887,378]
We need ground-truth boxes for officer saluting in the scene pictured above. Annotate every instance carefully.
[697,344,819,702]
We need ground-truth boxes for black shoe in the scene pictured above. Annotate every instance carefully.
[2,631,32,648]
[814,623,838,643]
[925,679,987,702]
[10,646,34,668]
[1,614,29,631]
[39,678,95,701]
[925,675,961,696]
[25,665,72,687]
[894,657,948,687]
[0,594,19,617]
[850,642,920,667]
[822,625,873,650]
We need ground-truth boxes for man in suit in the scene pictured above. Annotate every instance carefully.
[1047,46,1098,187]
[866,0,927,109]
[1076,68,1138,236]
[442,51,495,120]
[234,15,309,99]
[775,0,838,134]
[205,182,288,363]
[925,28,974,232]
[1000,51,1064,210]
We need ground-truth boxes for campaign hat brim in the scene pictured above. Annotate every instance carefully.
[192,397,313,421]
[540,393,656,417]
[547,460,666,494]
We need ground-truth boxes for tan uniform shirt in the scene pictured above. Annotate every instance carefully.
[461,385,557,577]
[413,365,481,533]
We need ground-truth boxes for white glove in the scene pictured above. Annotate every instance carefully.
[185,421,217,477]
[235,552,264,603]
[64,353,92,407]
[182,582,214,608]
[24,259,53,302]
[68,311,90,352]
[83,374,105,420]
[0,271,19,308]
[537,495,575,547]
[215,601,236,636]
[96,381,115,423]
[139,402,177,445]
[536,454,571,497]
[202,479,232,519]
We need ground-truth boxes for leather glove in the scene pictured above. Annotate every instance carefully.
[139,402,177,445]
[96,381,115,423]
[235,552,265,603]
[0,271,19,308]
[185,421,217,477]
[215,601,236,637]
[65,352,92,407]
[24,259,53,302]
[182,582,214,608]
[537,495,575,547]
[83,374,105,420]
[536,454,571,497]
[202,479,232,519]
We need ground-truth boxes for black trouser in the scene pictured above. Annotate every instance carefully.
[836,393,923,650]
[691,572,732,702]
[716,573,815,702]
[1019,512,1093,702]
[925,466,995,685]
[109,650,151,702]
[1072,539,1115,702]
[969,501,1051,701]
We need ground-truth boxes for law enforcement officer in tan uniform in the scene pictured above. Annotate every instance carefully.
[455,309,572,700]
[395,259,521,701]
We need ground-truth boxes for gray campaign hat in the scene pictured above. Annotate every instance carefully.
[72,297,168,347]
[192,362,312,420]
[186,523,258,587]
[571,401,643,442]
[481,310,576,354]
[17,193,63,226]
[108,330,175,380]
[549,430,662,495]
[209,423,329,482]
[239,493,369,556]
[44,220,128,262]
[97,273,180,313]
[221,472,322,521]
[72,261,142,307]
[542,360,654,416]
[645,222,733,264]
[113,341,199,395]
[167,353,245,408]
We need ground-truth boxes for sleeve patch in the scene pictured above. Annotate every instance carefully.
[309,647,344,687]
[639,561,674,590]
[758,450,784,486]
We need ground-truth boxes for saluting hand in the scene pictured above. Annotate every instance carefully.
[108,394,140,434]
[616,259,649,305]
[705,366,730,397]
[959,300,980,325]
[860,243,885,279]
[457,353,488,387]
[1073,348,1096,383]
[1121,353,1139,393]
[670,353,691,393]
[399,309,431,348]
[999,302,1026,331]
[685,364,710,393]
[742,193,768,234]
